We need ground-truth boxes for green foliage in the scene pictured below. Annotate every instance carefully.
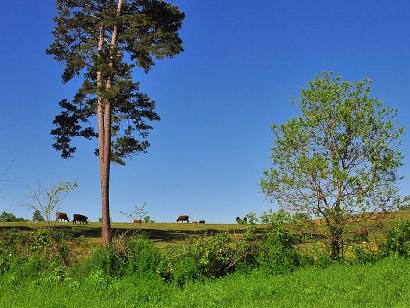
[383,220,410,257]
[159,233,258,284]
[261,72,404,259]
[32,209,45,222]
[0,211,26,222]
[86,235,161,277]
[258,209,300,273]
[186,233,236,278]
[143,216,155,223]
[2,258,410,307]
[243,211,258,241]
[158,252,200,286]
[353,246,381,264]
[0,229,70,277]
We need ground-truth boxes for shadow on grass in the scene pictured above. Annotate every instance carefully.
[0,224,247,243]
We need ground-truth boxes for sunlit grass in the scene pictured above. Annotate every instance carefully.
[1,258,409,307]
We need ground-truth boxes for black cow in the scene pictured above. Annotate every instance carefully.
[199,220,206,224]
[56,211,69,222]
[176,215,189,223]
[73,214,88,225]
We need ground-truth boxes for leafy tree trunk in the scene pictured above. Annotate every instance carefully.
[99,0,124,246]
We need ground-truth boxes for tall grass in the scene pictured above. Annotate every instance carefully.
[1,258,409,307]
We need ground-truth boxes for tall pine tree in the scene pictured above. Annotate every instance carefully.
[47,0,184,245]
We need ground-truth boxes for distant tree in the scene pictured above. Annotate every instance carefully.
[143,215,155,223]
[235,216,248,225]
[47,0,184,246]
[0,211,26,222]
[25,181,78,222]
[32,209,45,222]
[261,73,404,259]
[120,202,149,222]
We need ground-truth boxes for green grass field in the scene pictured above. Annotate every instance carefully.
[1,211,410,307]
[1,257,409,307]
[1,209,409,253]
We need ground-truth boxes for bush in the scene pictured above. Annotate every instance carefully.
[158,232,258,285]
[86,235,161,277]
[352,246,381,264]
[257,231,300,274]
[188,233,235,277]
[158,252,200,286]
[0,229,70,278]
[257,209,300,274]
[383,220,410,257]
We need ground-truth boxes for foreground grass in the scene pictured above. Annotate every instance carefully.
[1,258,409,307]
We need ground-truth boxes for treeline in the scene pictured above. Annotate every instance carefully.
[0,210,44,222]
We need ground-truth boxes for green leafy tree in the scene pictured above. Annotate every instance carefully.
[32,209,45,222]
[261,72,404,259]
[0,211,26,222]
[47,0,184,245]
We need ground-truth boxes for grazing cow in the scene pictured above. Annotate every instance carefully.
[192,221,198,224]
[133,219,142,224]
[199,220,205,224]
[176,215,189,223]
[73,214,88,225]
[56,211,69,222]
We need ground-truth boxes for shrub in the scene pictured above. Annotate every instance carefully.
[86,235,161,277]
[383,220,410,257]
[190,233,235,277]
[126,236,161,274]
[257,231,300,274]
[158,252,200,286]
[258,209,300,274]
[353,246,381,264]
[0,229,70,278]
[158,232,258,285]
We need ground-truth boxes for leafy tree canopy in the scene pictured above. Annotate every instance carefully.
[261,72,404,257]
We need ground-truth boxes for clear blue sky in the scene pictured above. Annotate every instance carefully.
[1,0,410,223]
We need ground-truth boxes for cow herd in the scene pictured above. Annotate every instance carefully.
[56,211,88,224]
[56,212,205,224]
[175,215,206,224]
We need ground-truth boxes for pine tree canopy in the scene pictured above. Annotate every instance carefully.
[47,0,184,165]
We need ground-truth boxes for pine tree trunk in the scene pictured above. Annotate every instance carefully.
[99,0,124,246]
[96,26,112,246]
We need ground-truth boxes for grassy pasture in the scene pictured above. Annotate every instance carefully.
[0,221,247,256]
[1,210,410,257]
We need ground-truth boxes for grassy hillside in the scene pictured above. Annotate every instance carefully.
[1,210,410,256]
